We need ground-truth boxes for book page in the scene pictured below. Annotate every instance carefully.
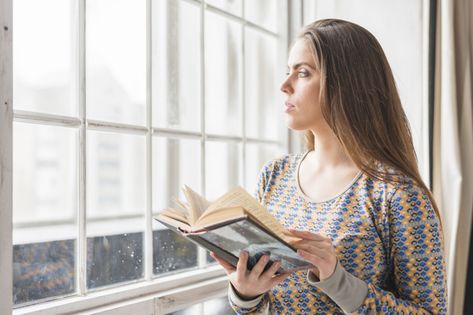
[205,186,293,243]
[182,185,210,224]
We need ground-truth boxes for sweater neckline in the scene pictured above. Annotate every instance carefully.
[294,150,363,204]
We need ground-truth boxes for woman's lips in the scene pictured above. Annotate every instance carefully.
[285,102,296,113]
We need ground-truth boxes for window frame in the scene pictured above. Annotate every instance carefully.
[2,0,290,314]
[0,0,14,313]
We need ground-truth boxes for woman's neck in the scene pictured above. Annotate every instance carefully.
[309,129,357,171]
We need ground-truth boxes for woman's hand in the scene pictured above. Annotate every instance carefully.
[210,251,291,300]
[289,229,337,281]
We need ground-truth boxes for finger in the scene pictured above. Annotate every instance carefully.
[269,271,292,287]
[236,251,249,279]
[288,229,327,241]
[210,252,236,274]
[249,254,270,278]
[260,260,281,279]
[293,240,332,248]
[298,249,325,264]
[295,242,331,253]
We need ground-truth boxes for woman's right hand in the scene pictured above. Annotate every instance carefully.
[210,251,291,300]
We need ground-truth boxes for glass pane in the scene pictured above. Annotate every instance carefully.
[13,240,75,305]
[86,0,146,125]
[13,123,77,304]
[87,131,146,289]
[206,0,242,16]
[152,0,201,132]
[244,0,277,32]
[205,12,242,136]
[87,232,143,289]
[205,141,242,200]
[245,28,279,140]
[245,144,282,193]
[152,137,201,275]
[13,0,78,117]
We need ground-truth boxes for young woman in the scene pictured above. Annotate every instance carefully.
[210,19,447,314]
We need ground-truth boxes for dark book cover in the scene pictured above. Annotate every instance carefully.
[156,215,313,273]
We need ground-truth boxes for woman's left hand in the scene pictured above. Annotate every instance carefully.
[288,229,338,281]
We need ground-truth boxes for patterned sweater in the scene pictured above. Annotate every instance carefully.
[228,151,447,314]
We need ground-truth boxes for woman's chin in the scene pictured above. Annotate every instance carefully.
[285,119,307,131]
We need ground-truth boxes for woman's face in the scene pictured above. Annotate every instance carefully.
[280,39,324,131]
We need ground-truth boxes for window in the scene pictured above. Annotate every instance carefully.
[10,0,287,313]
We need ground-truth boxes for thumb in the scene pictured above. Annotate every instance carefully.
[210,252,236,275]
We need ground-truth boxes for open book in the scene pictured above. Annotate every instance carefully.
[155,185,313,273]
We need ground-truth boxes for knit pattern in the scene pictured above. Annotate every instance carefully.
[230,152,447,314]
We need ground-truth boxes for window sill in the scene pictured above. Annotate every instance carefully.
[14,266,227,315]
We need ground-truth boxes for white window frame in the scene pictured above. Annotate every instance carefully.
[0,0,14,314]
[1,0,290,314]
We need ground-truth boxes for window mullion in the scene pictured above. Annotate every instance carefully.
[77,0,87,296]
[198,0,206,269]
[144,0,153,281]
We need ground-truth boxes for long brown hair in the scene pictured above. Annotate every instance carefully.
[298,19,442,225]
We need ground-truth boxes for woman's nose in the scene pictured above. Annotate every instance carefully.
[280,77,292,94]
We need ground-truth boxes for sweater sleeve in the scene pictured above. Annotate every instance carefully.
[348,182,448,314]
[228,284,270,314]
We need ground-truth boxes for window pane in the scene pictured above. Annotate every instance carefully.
[87,232,143,289]
[87,131,146,289]
[205,12,242,136]
[13,0,78,117]
[152,137,201,275]
[205,141,242,200]
[245,28,279,140]
[86,0,146,125]
[153,0,201,132]
[245,144,283,193]
[244,0,277,32]
[206,0,242,16]
[13,123,77,305]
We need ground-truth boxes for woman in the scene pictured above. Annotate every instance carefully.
[210,19,447,314]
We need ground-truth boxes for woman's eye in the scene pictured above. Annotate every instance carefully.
[298,71,309,78]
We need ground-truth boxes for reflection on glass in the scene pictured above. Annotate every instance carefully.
[87,232,143,289]
[206,0,242,16]
[245,144,282,194]
[87,131,146,289]
[205,141,242,200]
[205,11,242,136]
[13,240,75,305]
[13,123,77,305]
[153,228,198,275]
[152,137,201,275]
[244,0,277,32]
[153,0,201,131]
[245,28,279,140]
[13,0,78,117]
[86,0,146,125]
